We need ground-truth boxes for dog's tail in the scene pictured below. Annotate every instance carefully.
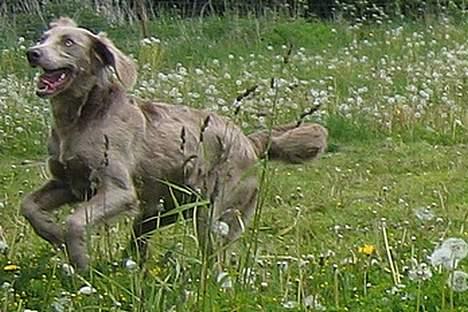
[247,123,328,163]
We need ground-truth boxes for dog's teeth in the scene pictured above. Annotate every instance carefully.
[59,73,66,80]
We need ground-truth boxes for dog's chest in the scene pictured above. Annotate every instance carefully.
[52,134,106,200]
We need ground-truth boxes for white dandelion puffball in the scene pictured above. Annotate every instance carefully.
[303,295,326,311]
[430,247,459,269]
[413,207,435,221]
[440,238,468,260]
[212,221,229,237]
[447,271,468,292]
[430,237,468,269]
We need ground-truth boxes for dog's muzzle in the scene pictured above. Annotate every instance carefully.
[26,48,42,66]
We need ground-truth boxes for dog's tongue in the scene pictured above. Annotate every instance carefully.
[37,69,68,92]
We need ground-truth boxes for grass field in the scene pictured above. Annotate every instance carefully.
[0,10,467,312]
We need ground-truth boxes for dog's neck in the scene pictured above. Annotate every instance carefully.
[50,82,125,137]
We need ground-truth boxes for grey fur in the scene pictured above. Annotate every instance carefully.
[21,18,328,270]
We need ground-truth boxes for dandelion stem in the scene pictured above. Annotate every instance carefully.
[363,270,368,296]
[416,280,421,312]
[382,223,400,285]
[449,268,455,312]
[334,268,340,308]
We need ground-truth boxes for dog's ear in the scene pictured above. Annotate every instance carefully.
[92,32,137,90]
[49,17,77,29]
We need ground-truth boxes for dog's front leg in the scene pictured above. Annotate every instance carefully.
[64,169,138,270]
[21,179,77,247]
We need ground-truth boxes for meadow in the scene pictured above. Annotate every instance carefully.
[0,7,467,312]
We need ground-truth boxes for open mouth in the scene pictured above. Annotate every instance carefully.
[36,68,73,97]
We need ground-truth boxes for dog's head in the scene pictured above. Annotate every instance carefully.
[26,17,137,98]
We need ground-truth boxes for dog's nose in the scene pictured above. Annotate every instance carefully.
[26,48,42,65]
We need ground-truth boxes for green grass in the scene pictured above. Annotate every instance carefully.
[1,10,468,312]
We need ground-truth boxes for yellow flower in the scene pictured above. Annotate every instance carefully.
[149,266,161,277]
[358,244,376,256]
[3,264,20,271]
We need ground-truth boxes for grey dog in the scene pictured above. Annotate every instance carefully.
[21,17,328,270]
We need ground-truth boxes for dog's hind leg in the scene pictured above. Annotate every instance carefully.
[195,174,258,262]
[216,175,258,243]
[21,179,77,247]
[127,199,178,262]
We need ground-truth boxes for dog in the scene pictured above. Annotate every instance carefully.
[21,17,328,270]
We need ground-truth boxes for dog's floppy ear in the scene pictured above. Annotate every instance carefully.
[92,32,137,90]
[49,17,77,29]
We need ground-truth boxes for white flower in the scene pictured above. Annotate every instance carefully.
[1,282,11,290]
[241,267,256,285]
[24,309,38,312]
[387,284,406,295]
[78,285,97,295]
[277,260,288,272]
[125,259,138,271]
[212,221,229,237]
[447,271,468,292]
[408,262,432,281]
[216,271,232,289]
[303,295,326,310]
[61,263,75,276]
[0,239,8,253]
[150,37,161,44]
[281,301,298,309]
[414,207,435,221]
[141,38,152,45]
[52,296,71,312]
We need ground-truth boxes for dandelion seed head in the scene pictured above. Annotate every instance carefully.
[441,238,468,260]
[212,221,229,237]
[414,207,435,221]
[303,295,326,310]
[447,271,468,292]
[430,247,459,269]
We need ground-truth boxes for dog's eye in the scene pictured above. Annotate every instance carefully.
[64,38,74,47]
